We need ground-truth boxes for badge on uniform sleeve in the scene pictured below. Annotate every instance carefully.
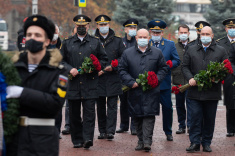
[58,75,68,88]
[57,88,66,98]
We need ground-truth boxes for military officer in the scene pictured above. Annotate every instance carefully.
[148,19,180,141]
[186,21,211,50]
[7,15,67,155]
[60,15,108,149]
[216,19,235,137]
[94,15,125,140]
[116,18,138,135]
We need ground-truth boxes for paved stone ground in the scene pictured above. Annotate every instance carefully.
[59,98,235,156]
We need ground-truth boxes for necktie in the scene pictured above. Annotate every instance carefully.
[204,47,207,52]
[155,42,159,47]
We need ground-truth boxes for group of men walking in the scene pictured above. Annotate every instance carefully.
[6,12,235,155]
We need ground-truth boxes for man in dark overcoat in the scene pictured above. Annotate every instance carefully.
[182,26,228,153]
[216,19,235,137]
[60,15,108,149]
[118,29,168,152]
[116,18,139,135]
[94,15,125,140]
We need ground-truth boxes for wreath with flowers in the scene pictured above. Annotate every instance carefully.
[0,51,21,144]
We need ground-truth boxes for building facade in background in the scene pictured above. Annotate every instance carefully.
[173,0,211,40]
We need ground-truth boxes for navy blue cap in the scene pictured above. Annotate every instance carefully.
[95,15,111,24]
[222,19,235,27]
[147,19,166,32]
[73,15,91,25]
[123,18,139,27]
[195,21,211,30]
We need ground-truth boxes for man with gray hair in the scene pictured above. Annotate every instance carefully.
[182,26,228,153]
[119,28,168,152]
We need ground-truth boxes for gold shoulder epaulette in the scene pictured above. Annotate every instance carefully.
[91,35,99,39]
[216,36,225,42]
[115,35,121,38]
[232,41,235,44]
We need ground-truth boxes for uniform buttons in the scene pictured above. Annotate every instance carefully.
[80,82,82,84]
[79,66,81,68]
[81,97,84,99]
[92,77,95,79]
[79,52,82,55]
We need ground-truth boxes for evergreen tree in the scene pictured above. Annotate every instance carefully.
[112,0,175,29]
[204,0,235,39]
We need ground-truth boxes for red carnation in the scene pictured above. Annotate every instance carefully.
[90,54,101,71]
[221,80,224,84]
[166,60,173,68]
[111,59,118,68]
[147,71,158,88]
[224,61,233,74]
[223,59,230,64]
[171,85,181,94]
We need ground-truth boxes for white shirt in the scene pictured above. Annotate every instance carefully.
[78,36,84,41]
[102,35,108,39]
[138,46,147,53]
[227,35,235,42]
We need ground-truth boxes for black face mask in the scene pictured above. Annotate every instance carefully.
[77,27,87,35]
[25,39,44,53]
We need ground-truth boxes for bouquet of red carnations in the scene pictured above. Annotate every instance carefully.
[122,71,158,92]
[179,59,233,92]
[69,54,101,80]
[171,84,182,94]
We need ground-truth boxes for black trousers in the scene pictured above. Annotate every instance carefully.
[97,96,118,134]
[189,99,218,146]
[7,126,59,156]
[133,116,155,145]
[119,92,135,131]
[55,108,62,133]
[226,108,235,133]
[68,99,96,145]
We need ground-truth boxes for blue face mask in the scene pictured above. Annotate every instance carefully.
[151,35,161,42]
[138,39,148,47]
[128,30,137,37]
[179,34,188,41]
[228,29,235,37]
[201,36,212,45]
[99,26,109,34]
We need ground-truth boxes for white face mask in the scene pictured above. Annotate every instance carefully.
[52,34,59,41]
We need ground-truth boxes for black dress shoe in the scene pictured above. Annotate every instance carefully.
[186,143,200,152]
[226,133,234,137]
[98,133,106,139]
[166,135,173,141]
[73,143,83,148]
[135,144,144,151]
[62,127,70,135]
[83,140,93,149]
[176,128,186,134]
[106,133,114,140]
[116,128,128,133]
[131,129,137,135]
[203,145,212,152]
[144,144,151,152]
